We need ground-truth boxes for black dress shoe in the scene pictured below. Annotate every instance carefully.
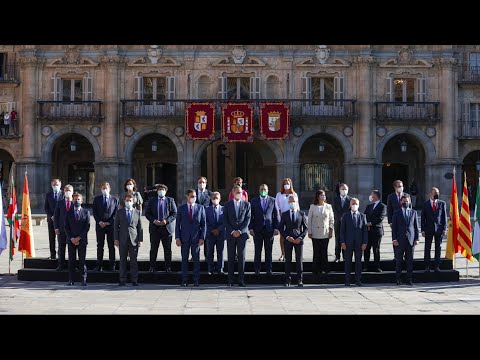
[181,282,188,287]
[81,281,87,287]
[345,282,351,286]
[227,283,234,287]
[375,268,383,273]
[238,282,246,287]
[284,278,291,287]
[55,265,65,271]
[48,255,57,260]
[66,281,74,286]
[406,281,414,286]
[165,267,171,273]
[254,271,260,276]
[148,267,155,273]
[355,281,363,286]
[218,270,226,275]
[297,281,304,287]
[396,280,402,285]
[362,267,368,272]
[335,258,340,263]
[425,267,431,273]
[111,264,117,272]
[119,281,126,286]
[91,266,102,272]
[132,282,139,286]
[193,281,199,287]
[266,271,273,276]
[208,271,213,275]
[434,266,441,272]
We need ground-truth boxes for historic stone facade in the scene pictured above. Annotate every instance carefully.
[0,45,477,210]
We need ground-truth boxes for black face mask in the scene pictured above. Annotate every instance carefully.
[401,202,409,209]
[433,194,439,200]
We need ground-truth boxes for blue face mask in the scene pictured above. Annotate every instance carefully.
[401,202,408,209]
[74,201,82,208]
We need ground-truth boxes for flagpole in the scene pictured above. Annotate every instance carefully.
[466,257,469,278]
[8,224,11,275]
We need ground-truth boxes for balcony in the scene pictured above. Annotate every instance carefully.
[460,65,480,84]
[374,101,440,124]
[121,98,357,121]
[459,119,480,139]
[37,101,103,121]
[0,64,19,83]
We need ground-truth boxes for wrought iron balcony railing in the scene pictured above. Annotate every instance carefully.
[0,64,18,83]
[120,98,357,119]
[374,101,440,122]
[37,100,103,120]
[460,65,480,83]
[459,119,480,138]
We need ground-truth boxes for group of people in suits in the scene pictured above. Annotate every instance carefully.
[44,174,448,287]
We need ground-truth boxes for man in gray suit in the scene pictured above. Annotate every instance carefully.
[114,194,143,286]
[340,197,368,286]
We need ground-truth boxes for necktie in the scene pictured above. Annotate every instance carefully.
[398,195,401,203]
[127,210,131,224]
[291,211,295,223]
[341,197,345,207]
[66,200,70,212]
[75,210,79,221]
[404,210,408,223]
[158,198,164,221]
[432,200,437,213]
[104,196,108,209]
[214,206,218,222]
[262,198,266,212]
[189,205,193,221]
[352,212,356,226]
[235,202,240,218]
[54,192,57,201]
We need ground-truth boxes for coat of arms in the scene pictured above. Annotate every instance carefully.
[194,111,208,131]
[227,110,249,134]
[268,111,281,131]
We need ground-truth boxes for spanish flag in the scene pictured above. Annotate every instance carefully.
[18,172,35,258]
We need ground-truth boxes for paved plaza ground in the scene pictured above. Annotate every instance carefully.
[1,215,480,314]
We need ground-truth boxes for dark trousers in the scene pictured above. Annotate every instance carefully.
[284,240,303,281]
[206,234,225,273]
[311,238,329,274]
[181,240,200,282]
[227,236,247,284]
[334,221,345,260]
[58,231,67,267]
[364,232,382,269]
[253,230,274,273]
[67,241,87,283]
[149,226,172,269]
[119,241,139,283]
[344,243,363,283]
[424,232,443,268]
[95,226,115,268]
[395,242,414,281]
[47,220,56,258]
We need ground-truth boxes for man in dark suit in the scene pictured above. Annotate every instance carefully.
[341,198,368,286]
[363,189,387,272]
[223,184,251,287]
[392,194,420,286]
[65,193,90,286]
[196,176,212,260]
[205,192,226,275]
[91,182,119,271]
[175,189,206,286]
[249,184,279,275]
[279,194,307,287]
[44,178,63,260]
[145,184,177,273]
[387,179,409,260]
[421,187,447,272]
[53,184,74,271]
[114,194,143,287]
[333,183,351,262]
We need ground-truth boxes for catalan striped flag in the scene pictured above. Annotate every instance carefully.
[457,174,474,261]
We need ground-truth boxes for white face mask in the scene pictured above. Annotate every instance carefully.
[351,204,359,212]
[189,197,196,205]
[369,195,374,202]
[235,193,242,200]
[124,201,133,209]
[396,186,403,194]
[64,190,73,199]
[283,184,291,190]
[158,190,166,197]
[52,185,60,192]
[126,184,133,191]
[289,202,296,210]
[211,199,220,206]
[198,182,206,190]
[340,189,348,196]
[101,189,110,196]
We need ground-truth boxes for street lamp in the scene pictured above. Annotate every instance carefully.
[319,142,325,152]
[400,140,407,152]
[69,139,77,152]
[151,140,158,152]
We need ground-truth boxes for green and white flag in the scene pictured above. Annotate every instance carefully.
[472,178,480,261]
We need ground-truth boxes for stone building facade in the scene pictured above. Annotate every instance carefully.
[0,45,478,211]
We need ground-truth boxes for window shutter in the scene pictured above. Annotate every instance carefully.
[334,76,344,107]
[217,76,226,99]
[386,77,393,101]
[167,76,175,100]
[416,78,426,102]
[134,76,143,100]
[51,76,61,101]
[463,102,470,122]
[302,77,311,99]
[250,76,260,99]
[83,76,92,101]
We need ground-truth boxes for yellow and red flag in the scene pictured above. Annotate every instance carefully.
[446,169,459,260]
[18,172,35,258]
[457,174,474,261]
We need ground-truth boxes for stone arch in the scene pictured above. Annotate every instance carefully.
[293,127,353,164]
[124,127,184,163]
[375,127,435,164]
[0,145,17,162]
[42,126,101,163]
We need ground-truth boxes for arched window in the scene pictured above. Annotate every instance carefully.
[265,75,280,99]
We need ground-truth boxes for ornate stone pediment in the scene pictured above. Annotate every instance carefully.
[379,46,432,68]
[296,57,350,67]
[45,46,99,67]
[212,55,266,67]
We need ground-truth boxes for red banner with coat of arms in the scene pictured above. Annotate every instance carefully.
[259,102,289,140]
[185,102,216,140]
[221,102,254,142]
